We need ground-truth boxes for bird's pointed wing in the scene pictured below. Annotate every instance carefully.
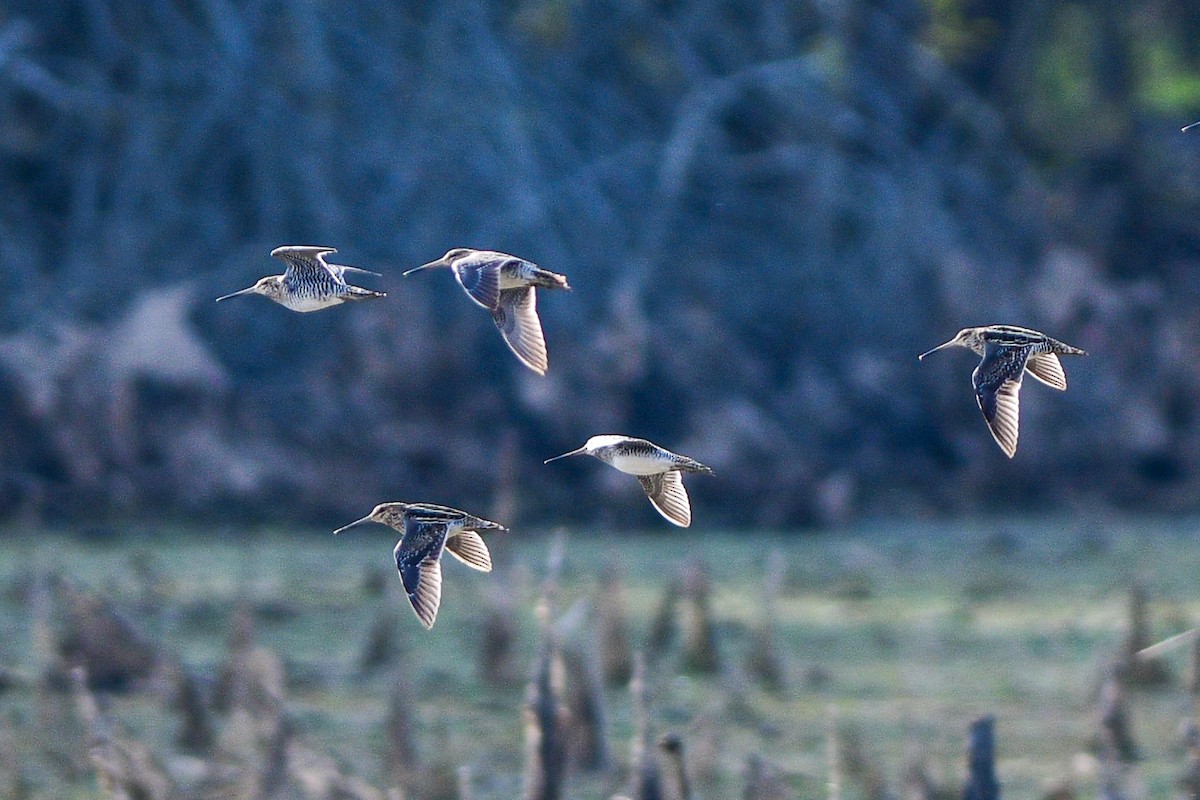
[274,246,379,283]
[444,530,493,572]
[637,471,692,527]
[327,263,382,281]
[491,287,548,375]
[1024,352,1067,390]
[273,246,338,282]
[973,344,1030,458]
[453,258,502,310]
[395,519,449,629]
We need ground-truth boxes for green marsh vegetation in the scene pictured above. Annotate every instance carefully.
[0,518,1197,798]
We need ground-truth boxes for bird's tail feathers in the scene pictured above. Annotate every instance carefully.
[344,287,387,301]
[530,268,571,291]
[679,459,715,476]
[1055,342,1087,356]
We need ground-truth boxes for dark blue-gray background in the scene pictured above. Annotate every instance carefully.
[3,0,1200,528]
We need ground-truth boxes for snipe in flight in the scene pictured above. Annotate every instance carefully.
[217,246,385,312]
[919,325,1086,458]
[334,502,505,629]
[544,435,714,527]
[403,248,569,375]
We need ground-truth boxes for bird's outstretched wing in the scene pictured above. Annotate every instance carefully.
[453,256,502,310]
[973,344,1031,458]
[444,531,493,572]
[394,519,450,629]
[1024,352,1067,390]
[326,263,382,281]
[637,471,692,527]
[272,246,338,280]
[273,246,379,284]
[491,287,548,375]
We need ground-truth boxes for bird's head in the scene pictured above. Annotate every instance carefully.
[918,328,978,360]
[333,502,409,534]
[216,275,283,303]
[402,248,475,276]
[544,435,623,463]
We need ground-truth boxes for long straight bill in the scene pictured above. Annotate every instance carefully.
[215,286,257,302]
[543,447,586,464]
[917,340,956,360]
[401,260,445,277]
[333,515,374,535]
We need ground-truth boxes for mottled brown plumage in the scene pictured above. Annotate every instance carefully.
[334,502,506,629]
[403,248,570,375]
[544,435,713,527]
[919,325,1086,458]
[217,246,385,312]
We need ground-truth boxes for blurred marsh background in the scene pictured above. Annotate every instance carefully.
[3,0,1200,798]
[2,0,1200,527]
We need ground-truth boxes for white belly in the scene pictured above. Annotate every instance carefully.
[610,453,667,475]
[281,296,343,313]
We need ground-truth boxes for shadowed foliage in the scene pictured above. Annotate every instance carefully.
[0,0,1198,526]
[963,715,999,800]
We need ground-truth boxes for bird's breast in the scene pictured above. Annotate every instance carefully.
[280,296,344,312]
[609,453,670,475]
